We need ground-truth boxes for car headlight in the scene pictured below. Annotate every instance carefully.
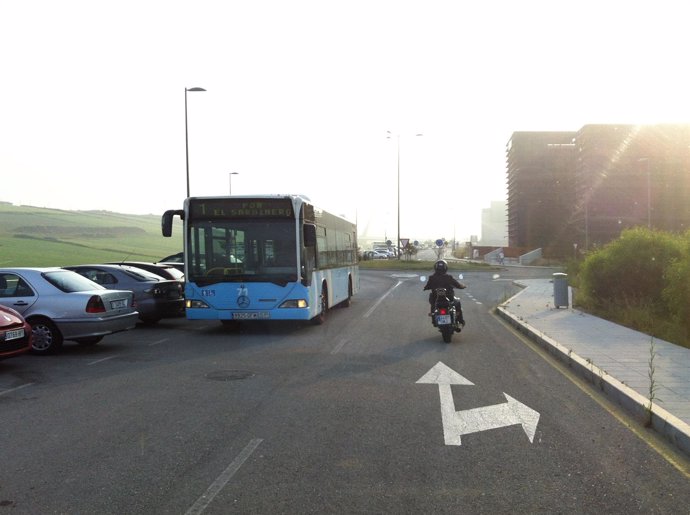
[279,299,308,308]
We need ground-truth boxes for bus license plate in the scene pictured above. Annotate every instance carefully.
[5,328,24,341]
[436,315,451,325]
[232,312,270,320]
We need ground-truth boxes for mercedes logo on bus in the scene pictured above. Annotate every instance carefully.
[237,295,251,308]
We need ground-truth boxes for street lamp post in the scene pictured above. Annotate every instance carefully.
[185,87,206,197]
[229,172,239,195]
[388,131,423,259]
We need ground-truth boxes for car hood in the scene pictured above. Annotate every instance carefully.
[0,308,24,329]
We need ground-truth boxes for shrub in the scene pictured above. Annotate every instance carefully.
[662,231,690,337]
[578,227,683,314]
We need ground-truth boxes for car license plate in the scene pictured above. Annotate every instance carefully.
[110,299,127,309]
[5,328,24,341]
[232,312,270,320]
[436,314,451,325]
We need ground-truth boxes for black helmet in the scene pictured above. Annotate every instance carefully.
[433,260,448,273]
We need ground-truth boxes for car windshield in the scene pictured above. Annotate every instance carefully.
[119,265,164,282]
[43,270,105,292]
[159,266,185,280]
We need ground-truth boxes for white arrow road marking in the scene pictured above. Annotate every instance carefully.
[417,361,540,446]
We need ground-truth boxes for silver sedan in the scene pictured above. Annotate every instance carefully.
[0,268,138,354]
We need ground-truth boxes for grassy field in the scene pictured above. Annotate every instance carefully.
[0,203,183,267]
[0,202,496,272]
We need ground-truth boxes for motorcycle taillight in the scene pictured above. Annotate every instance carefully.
[439,308,448,315]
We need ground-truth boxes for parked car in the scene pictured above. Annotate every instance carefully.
[157,252,184,273]
[0,268,137,354]
[106,261,185,282]
[64,264,185,324]
[372,250,389,259]
[159,252,183,263]
[0,305,32,360]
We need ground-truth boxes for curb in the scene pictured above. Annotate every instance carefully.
[496,304,690,458]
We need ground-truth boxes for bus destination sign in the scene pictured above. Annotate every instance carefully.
[190,199,294,219]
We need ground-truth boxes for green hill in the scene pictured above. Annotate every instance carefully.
[0,202,183,267]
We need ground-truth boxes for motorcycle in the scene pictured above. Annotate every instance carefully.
[430,287,462,343]
[421,274,464,344]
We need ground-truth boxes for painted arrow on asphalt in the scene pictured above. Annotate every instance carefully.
[416,361,540,446]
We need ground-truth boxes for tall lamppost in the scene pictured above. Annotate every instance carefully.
[229,172,239,195]
[185,87,206,197]
[387,131,423,259]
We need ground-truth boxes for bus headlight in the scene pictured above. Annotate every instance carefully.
[186,299,210,309]
[279,299,308,308]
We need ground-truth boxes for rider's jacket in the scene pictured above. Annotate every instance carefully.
[423,272,466,304]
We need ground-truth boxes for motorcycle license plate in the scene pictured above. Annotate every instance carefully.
[436,315,451,325]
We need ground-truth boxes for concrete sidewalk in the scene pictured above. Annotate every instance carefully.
[496,278,690,457]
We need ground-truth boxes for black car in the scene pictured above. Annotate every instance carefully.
[64,264,185,324]
[157,252,184,273]
[107,261,184,282]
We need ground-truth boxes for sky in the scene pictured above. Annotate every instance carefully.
[3,1,690,244]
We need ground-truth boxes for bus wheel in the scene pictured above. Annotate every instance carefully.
[341,277,353,308]
[311,283,328,325]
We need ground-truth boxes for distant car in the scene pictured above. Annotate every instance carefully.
[160,252,183,263]
[64,264,185,324]
[0,268,137,355]
[157,252,184,273]
[106,261,185,282]
[372,250,389,259]
[0,305,32,360]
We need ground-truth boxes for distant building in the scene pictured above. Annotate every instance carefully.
[506,131,577,256]
[574,124,690,249]
[480,200,507,246]
[506,124,690,257]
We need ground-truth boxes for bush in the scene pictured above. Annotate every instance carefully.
[662,231,690,337]
[578,227,683,314]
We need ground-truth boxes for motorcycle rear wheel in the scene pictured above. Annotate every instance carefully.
[440,326,453,343]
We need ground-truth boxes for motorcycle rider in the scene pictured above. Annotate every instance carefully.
[423,259,467,327]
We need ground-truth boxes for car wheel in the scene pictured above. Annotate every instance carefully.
[139,316,161,325]
[28,317,64,354]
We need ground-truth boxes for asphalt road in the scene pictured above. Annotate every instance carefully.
[1,268,689,514]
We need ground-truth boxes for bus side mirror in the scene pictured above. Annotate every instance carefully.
[303,224,317,247]
[162,210,184,237]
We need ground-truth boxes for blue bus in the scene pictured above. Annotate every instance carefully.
[162,195,359,325]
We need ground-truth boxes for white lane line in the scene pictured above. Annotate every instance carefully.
[331,338,349,354]
[363,280,403,318]
[185,438,263,515]
[149,338,169,346]
[87,356,116,366]
[0,383,35,397]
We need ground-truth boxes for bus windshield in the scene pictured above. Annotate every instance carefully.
[188,218,298,286]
